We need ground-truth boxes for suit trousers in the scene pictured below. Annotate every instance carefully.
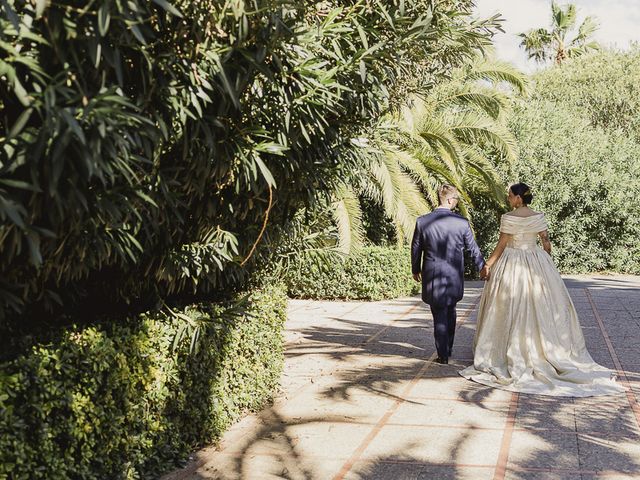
[429,304,457,358]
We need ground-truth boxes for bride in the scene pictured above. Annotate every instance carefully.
[459,183,625,397]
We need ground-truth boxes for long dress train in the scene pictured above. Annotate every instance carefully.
[459,213,624,397]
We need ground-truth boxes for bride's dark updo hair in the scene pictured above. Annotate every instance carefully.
[510,182,533,205]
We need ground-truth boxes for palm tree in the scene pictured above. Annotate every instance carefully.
[519,2,600,65]
[332,57,528,253]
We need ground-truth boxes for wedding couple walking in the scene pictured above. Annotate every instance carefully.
[411,183,624,397]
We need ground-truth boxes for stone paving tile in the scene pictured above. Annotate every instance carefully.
[508,429,580,470]
[574,403,640,436]
[387,396,509,428]
[345,461,495,480]
[187,453,348,480]
[406,375,513,403]
[358,424,504,466]
[514,396,577,431]
[504,471,582,480]
[274,390,396,425]
[576,433,640,474]
[216,419,373,459]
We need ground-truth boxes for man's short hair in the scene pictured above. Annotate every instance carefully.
[438,184,458,203]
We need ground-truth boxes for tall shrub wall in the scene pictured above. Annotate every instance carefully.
[0,286,287,479]
[472,50,640,274]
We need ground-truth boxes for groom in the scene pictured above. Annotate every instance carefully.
[411,185,487,364]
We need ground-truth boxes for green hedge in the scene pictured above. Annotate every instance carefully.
[503,101,640,273]
[0,285,287,479]
[468,50,640,275]
[285,246,420,300]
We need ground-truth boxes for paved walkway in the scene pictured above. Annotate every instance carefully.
[163,275,640,480]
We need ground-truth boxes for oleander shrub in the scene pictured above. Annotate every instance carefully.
[0,0,500,331]
[0,285,287,479]
[285,246,419,300]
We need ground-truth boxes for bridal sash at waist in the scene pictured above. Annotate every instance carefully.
[505,243,539,251]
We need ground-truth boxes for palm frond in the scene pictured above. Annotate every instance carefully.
[370,156,402,218]
[446,111,518,162]
[444,90,509,119]
[518,28,553,62]
[460,145,508,205]
[358,176,384,205]
[552,1,577,35]
[573,15,599,45]
[463,59,529,96]
[411,116,463,175]
[408,145,462,191]
[387,144,440,205]
[567,41,600,58]
[332,185,365,254]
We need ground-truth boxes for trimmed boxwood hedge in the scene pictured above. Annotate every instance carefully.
[0,285,287,480]
[285,246,420,300]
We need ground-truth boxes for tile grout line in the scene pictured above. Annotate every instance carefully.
[573,397,584,480]
[492,391,519,480]
[331,294,482,480]
[585,288,640,431]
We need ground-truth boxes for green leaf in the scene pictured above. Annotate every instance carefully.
[254,142,287,156]
[152,0,183,18]
[0,179,40,192]
[210,53,239,109]
[375,0,395,27]
[8,108,33,139]
[26,231,43,267]
[35,0,47,19]
[129,23,147,45]
[135,191,158,207]
[355,22,369,49]
[61,110,86,144]
[1,0,20,30]
[0,195,26,228]
[98,5,111,36]
[254,156,276,187]
[13,78,30,106]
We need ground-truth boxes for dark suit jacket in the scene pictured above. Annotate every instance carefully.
[411,208,485,306]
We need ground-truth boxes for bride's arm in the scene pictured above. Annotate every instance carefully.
[485,232,511,271]
[538,230,552,255]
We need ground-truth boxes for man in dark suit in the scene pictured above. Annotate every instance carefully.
[411,185,488,364]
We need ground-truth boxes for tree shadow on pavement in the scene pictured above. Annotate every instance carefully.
[163,286,640,480]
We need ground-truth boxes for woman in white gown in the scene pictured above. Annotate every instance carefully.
[459,183,624,397]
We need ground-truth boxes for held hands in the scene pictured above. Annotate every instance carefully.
[480,265,490,281]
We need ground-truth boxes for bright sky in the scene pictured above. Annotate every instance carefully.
[474,0,640,72]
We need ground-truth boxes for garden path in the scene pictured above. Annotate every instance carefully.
[163,275,640,480]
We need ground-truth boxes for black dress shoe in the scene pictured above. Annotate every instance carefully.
[435,356,448,364]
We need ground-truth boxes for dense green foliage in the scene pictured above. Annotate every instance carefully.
[331,57,527,252]
[0,0,499,329]
[0,285,286,479]
[474,49,640,274]
[285,246,419,300]
[531,48,640,141]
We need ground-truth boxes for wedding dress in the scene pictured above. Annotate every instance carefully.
[459,213,624,397]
